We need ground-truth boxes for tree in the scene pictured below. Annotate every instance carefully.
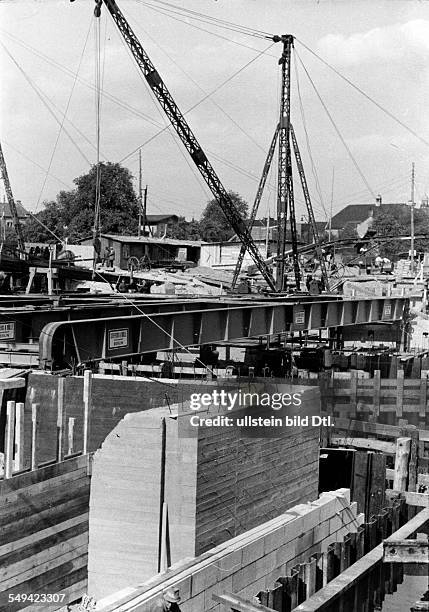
[167,217,201,240]
[22,162,139,243]
[199,191,248,242]
[372,207,429,259]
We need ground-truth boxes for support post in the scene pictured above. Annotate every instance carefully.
[4,400,16,479]
[83,370,92,455]
[31,403,40,471]
[393,437,411,492]
[56,377,66,462]
[14,401,25,471]
[68,417,75,455]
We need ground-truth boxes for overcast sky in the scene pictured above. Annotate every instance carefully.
[1,0,429,224]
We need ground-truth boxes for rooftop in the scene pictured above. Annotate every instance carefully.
[101,233,203,247]
[0,200,29,218]
[330,203,408,230]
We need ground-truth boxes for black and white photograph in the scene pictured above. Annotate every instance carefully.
[0,0,428,610]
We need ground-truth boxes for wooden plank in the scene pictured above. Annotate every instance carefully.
[0,492,90,547]
[331,437,396,453]
[0,378,25,390]
[213,593,276,611]
[56,377,66,462]
[0,543,87,592]
[0,555,88,612]
[0,454,88,497]
[68,417,75,456]
[407,429,419,493]
[393,437,411,492]
[4,401,15,479]
[0,521,88,580]
[31,402,40,471]
[83,370,92,455]
[396,369,404,418]
[352,451,369,515]
[367,453,386,517]
[14,402,24,472]
[0,471,89,517]
[373,370,381,418]
[333,418,429,442]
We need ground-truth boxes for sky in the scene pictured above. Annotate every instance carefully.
[1,0,429,225]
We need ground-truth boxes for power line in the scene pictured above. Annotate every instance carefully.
[295,49,376,200]
[295,37,429,150]
[0,42,92,167]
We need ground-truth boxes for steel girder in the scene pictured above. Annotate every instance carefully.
[37,296,407,369]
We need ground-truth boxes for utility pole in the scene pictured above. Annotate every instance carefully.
[410,162,415,274]
[329,167,334,243]
[274,35,300,291]
[143,185,148,236]
[138,149,142,239]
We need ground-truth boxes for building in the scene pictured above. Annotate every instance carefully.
[0,199,29,233]
[144,214,178,237]
[329,196,411,239]
[80,233,201,270]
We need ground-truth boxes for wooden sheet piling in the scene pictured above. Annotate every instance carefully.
[393,437,411,492]
[14,401,24,472]
[31,402,40,471]
[4,400,15,479]
[83,369,92,455]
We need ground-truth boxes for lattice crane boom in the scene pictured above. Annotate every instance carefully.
[231,124,279,289]
[89,0,276,290]
[0,142,25,253]
[274,34,300,291]
[290,124,330,291]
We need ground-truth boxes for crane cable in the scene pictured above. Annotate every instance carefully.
[295,48,376,200]
[0,42,92,167]
[295,38,429,151]
[34,19,93,213]
[93,15,103,250]
[293,47,328,222]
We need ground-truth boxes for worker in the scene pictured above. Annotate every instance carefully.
[108,247,115,268]
[117,279,128,293]
[149,588,181,611]
[102,246,110,267]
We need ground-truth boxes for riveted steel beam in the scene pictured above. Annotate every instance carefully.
[37,296,407,370]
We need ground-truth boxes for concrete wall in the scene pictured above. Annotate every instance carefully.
[94,489,363,612]
[88,388,320,601]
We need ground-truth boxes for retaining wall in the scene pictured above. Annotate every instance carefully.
[0,454,91,611]
[94,488,362,612]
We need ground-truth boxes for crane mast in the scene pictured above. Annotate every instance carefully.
[290,125,330,291]
[275,35,300,291]
[232,124,279,289]
[0,142,25,253]
[92,0,276,290]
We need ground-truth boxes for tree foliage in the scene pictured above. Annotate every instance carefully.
[199,191,248,242]
[22,162,139,243]
[372,207,429,259]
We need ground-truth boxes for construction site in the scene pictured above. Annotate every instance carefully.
[0,1,428,611]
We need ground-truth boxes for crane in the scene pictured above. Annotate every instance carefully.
[231,124,279,289]
[0,142,26,253]
[82,0,276,290]
[290,124,330,291]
